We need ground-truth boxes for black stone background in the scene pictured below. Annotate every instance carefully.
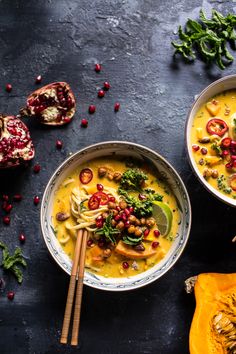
[0,0,236,353]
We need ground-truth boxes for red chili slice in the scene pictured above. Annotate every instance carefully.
[221,137,232,148]
[93,192,109,205]
[88,195,100,210]
[79,168,93,184]
[206,119,228,137]
[229,174,236,191]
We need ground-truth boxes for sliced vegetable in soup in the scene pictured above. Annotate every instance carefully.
[52,157,180,278]
[191,89,236,199]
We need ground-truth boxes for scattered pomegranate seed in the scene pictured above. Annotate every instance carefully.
[124,220,130,228]
[5,84,12,92]
[222,150,229,156]
[2,195,9,202]
[63,117,71,124]
[103,81,110,90]
[98,89,105,98]
[7,291,14,301]
[226,162,233,169]
[231,141,236,149]
[122,261,129,269]
[192,144,200,152]
[56,140,63,149]
[124,208,130,216]
[88,105,96,114]
[109,196,115,202]
[144,229,150,237]
[3,216,10,225]
[116,206,121,212]
[129,206,134,213]
[34,196,40,205]
[33,164,41,173]
[114,214,121,222]
[35,75,42,84]
[121,213,127,221]
[95,63,101,72]
[233,160,236,168]
[231,155,236,160]
[87,239,93,247]
[19,233,26,243]
[201,147,208,155]
[152,241,159,249]
[98,240,105,248]
[154,229,160,237]
[114,102,120,112]
[81,119,88,128]
[13,194,22,202]
[97,184,104,191]
[5,204,13,213]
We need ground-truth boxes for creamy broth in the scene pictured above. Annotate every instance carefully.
[52,157,180,278]
[191,89,236,200]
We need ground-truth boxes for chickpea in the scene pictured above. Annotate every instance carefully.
[111,219,117,227]
[102,212,109,219]
[128,215,136,224]
[119,200,128,209]
[107,172,114,180]
[140,217,146,225]
[146,217,155,228]
[135,219,141,226]
[113,172,122,182]
[112,209,118,216]
[203,168,212,178]
[116,221,125,230]
[108,201,116,209]
[128,225,136,234]
[134,227,142,237]
[211,170,219,179]
[98,167,107,177]
[103,249,112,258]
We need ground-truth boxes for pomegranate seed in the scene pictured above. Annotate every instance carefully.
[63,117,71,124]
[139,194,146,200]
[88,105,96,114]
[96,215,103,222]
[144,229,150,237]
[192,144,200,152]
[154,229,160,237]
[3,216,10,225]
[129,206,134,213]
[116,206,121,212]
[87,239,93,247]
[2,195,9,201]
[233,160,236,168]
[33,164,41,173]
[114,215,121,222]
[13,194,22,202]
[226,162,233,169]
[34,196,40,205]
[98,89,105,98]
[7,291,15,301]
[109,196,115,202]
[81,119,88,127]
[103,81,110,90]
[35,75,42,84]
[56,140,63,149]
[201,147,208,155]
[5,204,13,213]
[5,84,12,92]
[121,213,127,221]
[114,102,120,112]
[124,208,130,216]
[231,155,236,160]
[223,150,229,156]
[19,233,26,243]
[122,261,129,269]
[152,241,159,249]
[98,240,105,248]
[231,141,236,149]
[2,201,7,210]
[97,184,103,191]
[124,220,130,228]
[95,63,101,72]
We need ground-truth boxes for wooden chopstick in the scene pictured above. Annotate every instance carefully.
[71,230,88,346]
[60,229,87,345]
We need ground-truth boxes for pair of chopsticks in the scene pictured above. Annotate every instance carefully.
[60,229,88,346]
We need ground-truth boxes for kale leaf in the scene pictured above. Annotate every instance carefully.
[95,214,120,244]
[0,242,27,284]
[119,168,148,192]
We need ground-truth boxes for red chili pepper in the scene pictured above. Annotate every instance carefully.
[221,137,232,148]
[93,191,109,205]
[88,195,100,210]
[79,168,93,184]
[229,174,236,191]
[206,118,228,137]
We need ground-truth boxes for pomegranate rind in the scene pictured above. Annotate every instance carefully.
[0,115,35,169]
[21,82,76,126]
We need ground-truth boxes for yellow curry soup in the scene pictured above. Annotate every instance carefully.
[191,89,236,200]
[52,157,180,278]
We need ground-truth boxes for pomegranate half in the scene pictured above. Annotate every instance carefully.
[0,115,35,168]
[21,82,76,126]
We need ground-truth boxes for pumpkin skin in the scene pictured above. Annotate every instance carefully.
[189,273,236,354]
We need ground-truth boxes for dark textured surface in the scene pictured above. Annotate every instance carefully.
[0,1,236,353]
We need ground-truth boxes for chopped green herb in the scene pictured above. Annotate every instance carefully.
[234,118,236,133]
[211,143,222,155]
[119,168,148,192]
[122,234,143,246]
[217,174,232,194]
[0,242,27,284]
[95,214,120,244]
[80,199,88,212]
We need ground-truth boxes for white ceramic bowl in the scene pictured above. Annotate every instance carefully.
[186,74,236,208]
[41,141,191,291]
